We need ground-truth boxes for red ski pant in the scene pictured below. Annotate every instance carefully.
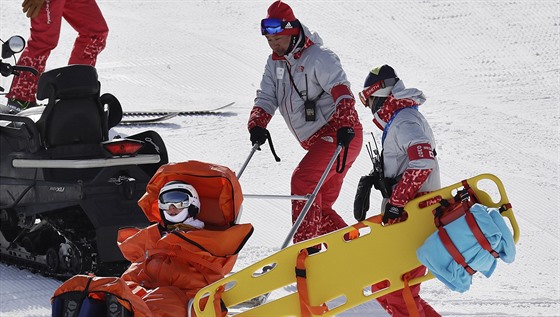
[291,127,363,244]
[7,0,108,103]
[373,265,441,317]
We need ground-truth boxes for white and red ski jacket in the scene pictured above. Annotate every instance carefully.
[248,24,360,150]
[375,80,441,208]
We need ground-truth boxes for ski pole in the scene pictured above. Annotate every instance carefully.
[234,143,260,224]
[243,194,309,200]
[246,144,344,307]
[236,143,260,179]
[281,144,343,249]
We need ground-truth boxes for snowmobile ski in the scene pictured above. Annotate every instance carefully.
[122,101,235,117]
[189,174,520,316]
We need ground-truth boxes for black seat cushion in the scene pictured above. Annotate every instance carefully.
[35,65,106,147]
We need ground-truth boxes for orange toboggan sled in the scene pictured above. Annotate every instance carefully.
[190,173,520,317]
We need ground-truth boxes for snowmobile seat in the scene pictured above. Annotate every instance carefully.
[35,65,107,148]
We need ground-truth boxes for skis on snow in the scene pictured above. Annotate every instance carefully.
[119,102,235,124]
[120,112,180,124]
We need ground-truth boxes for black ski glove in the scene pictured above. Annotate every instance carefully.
[250,126,269,147]
[353,174,375,221]
[382,203,404,224]
[336,127,355,147]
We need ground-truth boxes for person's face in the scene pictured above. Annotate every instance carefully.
[366,97,374,109]
[265,34,291,56]
[165,204,185,216]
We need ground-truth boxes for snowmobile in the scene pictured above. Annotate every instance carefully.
[0,35,168,277]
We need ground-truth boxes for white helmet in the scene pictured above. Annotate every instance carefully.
[158,181,200,224]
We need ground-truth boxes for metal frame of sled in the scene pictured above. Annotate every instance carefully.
[190,173,520,316]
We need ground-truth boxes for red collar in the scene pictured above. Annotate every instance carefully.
[374,95,418,130]
[271,37,314,60]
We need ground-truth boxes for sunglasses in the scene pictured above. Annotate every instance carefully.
[159,190,193,211]
[358,78,398,106]
[261,18,299,35]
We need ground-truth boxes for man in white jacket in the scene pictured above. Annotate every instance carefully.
[248,1,363,249]
[359,64,441,317]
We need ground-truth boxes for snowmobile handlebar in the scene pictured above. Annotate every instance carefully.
[2,64,39,77]
[1,35,39,92]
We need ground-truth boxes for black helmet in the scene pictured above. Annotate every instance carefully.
[362,64,399,98]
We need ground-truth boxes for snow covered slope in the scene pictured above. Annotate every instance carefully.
[0,0,558,316]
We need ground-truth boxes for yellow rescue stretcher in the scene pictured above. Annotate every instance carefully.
[191,174,520,316]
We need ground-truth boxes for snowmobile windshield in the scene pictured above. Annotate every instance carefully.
[261,18,300,35]
[159,189,193,211]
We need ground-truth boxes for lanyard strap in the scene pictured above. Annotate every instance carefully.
[286,64,324,102]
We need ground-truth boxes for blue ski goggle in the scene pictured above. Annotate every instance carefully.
[261,18,300,35]
[158,190,193,211]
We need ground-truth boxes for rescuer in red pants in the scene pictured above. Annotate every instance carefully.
[5,0,108,113]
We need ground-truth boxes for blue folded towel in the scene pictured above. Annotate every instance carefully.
[416,203,516,292]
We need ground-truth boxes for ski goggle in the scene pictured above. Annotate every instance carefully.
[358,78,398,106]
[261,18,299,35]
[158,189,193,211]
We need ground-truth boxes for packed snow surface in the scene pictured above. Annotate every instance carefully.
[0,1,558,316]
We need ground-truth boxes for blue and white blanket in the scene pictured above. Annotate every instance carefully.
[416,203,516,293]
